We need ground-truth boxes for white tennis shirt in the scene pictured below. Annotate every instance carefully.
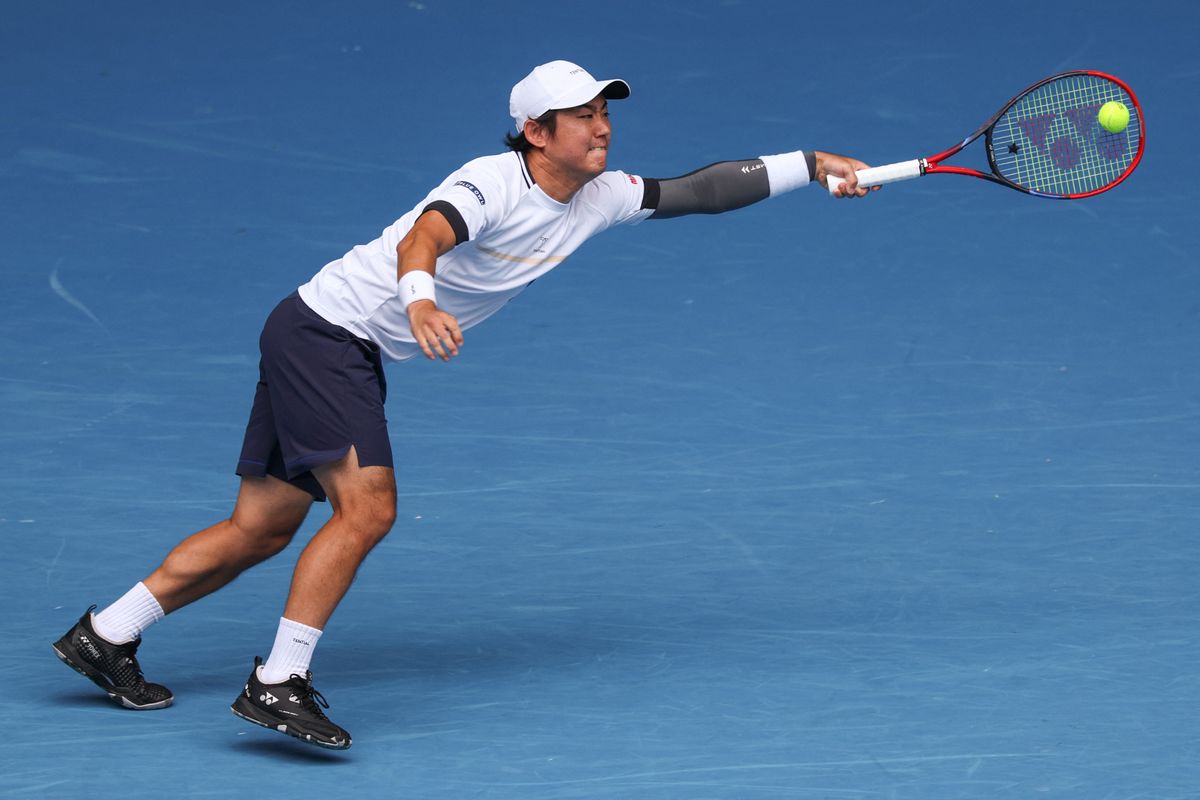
[298,151,652,363]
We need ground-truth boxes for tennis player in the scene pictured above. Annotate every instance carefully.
[52,60,874,750]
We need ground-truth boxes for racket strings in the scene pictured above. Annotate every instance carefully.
[990,73,1141,197]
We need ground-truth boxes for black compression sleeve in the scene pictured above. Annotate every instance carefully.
[645,159,771,219]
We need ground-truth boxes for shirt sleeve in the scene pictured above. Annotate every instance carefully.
[580,170,654,230]
[421,160,508,244]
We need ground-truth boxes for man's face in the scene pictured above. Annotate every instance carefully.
[540,94,612,181]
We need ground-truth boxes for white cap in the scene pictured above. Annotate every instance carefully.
[509,60,631,131]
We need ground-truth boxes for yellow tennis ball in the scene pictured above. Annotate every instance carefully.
[1098,101,1129,134]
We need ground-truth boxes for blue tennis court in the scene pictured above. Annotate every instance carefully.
[3,1,1197,797]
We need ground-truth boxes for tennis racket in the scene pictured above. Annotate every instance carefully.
[827,70,1144,199]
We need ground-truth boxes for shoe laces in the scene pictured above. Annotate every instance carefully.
[93,628,149,687]
[115,657,149,689]
[288,672,331,718]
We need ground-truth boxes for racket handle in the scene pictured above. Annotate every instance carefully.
[825,159,924,194]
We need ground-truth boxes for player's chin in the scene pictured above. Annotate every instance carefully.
[587,148,608,171]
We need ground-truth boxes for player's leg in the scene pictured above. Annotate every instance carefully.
[230,447,394,750]
[52,474,313,710]
[143,474,314,613]
[282,446,397,629]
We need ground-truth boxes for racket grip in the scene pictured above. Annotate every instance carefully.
[825,159,923,194]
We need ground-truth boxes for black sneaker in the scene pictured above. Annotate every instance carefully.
[230,657,352,750]
[52,606,174,710]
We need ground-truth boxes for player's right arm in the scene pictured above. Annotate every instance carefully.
[645,150,873,219]
[396,209,463,361]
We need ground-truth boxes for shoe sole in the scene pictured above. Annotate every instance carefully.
[230,697,351,750]
[52,641,173,711]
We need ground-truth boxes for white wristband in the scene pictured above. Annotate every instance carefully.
[758,151,813,196]
[399,270,437,308]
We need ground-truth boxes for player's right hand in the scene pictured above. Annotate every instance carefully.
[814,151,877,198]
[407,301,463,361]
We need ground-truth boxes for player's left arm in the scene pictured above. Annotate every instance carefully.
[645,150,875,217]
[397,209,463,361]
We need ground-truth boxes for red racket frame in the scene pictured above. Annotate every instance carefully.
[921,70,1145,199]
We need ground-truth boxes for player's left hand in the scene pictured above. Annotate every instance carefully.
[408,300,463,361]
[814,151,879,198]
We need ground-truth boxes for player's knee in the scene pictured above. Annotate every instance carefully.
[258,525,298,557]
[230,510,304,555]
[339,491,396,546]
[360,498,397,542]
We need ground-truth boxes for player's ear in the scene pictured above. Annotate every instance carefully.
[523,117,551,148]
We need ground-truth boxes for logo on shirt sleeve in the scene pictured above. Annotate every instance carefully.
[628,175,639,185]
[455,180,486,205]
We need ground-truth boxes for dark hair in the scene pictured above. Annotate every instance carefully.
[504,109,558,153]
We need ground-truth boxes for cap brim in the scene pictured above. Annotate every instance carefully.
[599,78,631,100]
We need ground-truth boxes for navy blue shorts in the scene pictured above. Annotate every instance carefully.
[236,293,392,501]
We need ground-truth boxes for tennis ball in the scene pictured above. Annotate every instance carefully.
[1098,101,1129,134]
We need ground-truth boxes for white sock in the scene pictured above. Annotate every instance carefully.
[92,582,165,644]
[259,617,323,684]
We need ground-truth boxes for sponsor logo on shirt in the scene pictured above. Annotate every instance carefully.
[455,180,486,205]
[628,175,639,185]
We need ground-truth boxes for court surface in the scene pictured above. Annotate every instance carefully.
[3,1,1198,797]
